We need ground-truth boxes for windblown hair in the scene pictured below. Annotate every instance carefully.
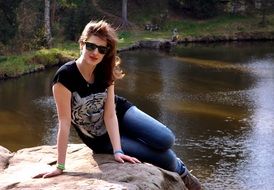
[78,20,124,86]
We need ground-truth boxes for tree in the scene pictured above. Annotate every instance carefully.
[257,0,274,26]
[122,0,128,26]
[169,0,220,19]
[0,0,22,44]
[44,0,52,48]
[51,0,56,26]
[231,0,240,15]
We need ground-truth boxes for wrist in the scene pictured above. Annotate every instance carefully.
[56,163,65,171]
[113,150,124,155]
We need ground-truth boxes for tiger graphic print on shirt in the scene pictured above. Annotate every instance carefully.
[71,91,108,138]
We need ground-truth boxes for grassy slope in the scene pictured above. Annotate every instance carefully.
[1,1,274,78]
[99,0,274,47]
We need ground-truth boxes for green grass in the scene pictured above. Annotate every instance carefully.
[0,47,78,78]
[0,55,38,77]
[161,14,274,36]
[1,13,274,79]
[116,14,274,49]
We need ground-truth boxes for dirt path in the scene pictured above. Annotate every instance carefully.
[91,0,138,29]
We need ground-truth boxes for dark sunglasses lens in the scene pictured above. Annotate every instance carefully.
[98,47,108,54]
[86,43,97,51]
[85,42,108,54]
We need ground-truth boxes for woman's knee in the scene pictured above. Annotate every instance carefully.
[122,106,175,149]
[156,130,175,150]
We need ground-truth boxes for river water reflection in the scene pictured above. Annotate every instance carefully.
[0,42,274,189]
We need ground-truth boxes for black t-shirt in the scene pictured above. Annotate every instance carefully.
[52,61,132,138]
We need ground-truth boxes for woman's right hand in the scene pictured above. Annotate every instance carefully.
[33,167,63,178]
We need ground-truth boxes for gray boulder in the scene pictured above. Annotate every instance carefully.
[0,144,186,190]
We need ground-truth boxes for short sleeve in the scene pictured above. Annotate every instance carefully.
[52,64,73,92]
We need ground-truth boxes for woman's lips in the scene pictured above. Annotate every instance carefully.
[89,56,98,61]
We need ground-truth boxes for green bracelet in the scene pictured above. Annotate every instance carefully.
[56,163,65,170]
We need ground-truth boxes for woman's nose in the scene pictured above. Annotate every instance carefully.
[92,47,99,54]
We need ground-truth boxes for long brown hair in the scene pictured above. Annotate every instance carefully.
[78,20,124,86]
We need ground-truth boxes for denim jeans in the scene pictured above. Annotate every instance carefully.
[119,106,187,175]
[76,106,187,175]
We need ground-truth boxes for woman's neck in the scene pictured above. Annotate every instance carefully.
[76,57,95,83]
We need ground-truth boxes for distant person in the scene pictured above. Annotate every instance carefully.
[34,20,201,190]
[172,28,179,42]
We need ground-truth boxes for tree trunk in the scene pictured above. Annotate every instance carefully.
[232,0,239,14]
[44,0,52,48]
[50,0,56,26]
[122,0,128,27]
[260,0,267,26]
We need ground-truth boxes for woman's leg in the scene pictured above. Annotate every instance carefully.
[119,106,187,175]
[120,106,175,150]
[120,135,187,175]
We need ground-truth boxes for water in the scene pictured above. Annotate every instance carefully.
[0,41,274,189]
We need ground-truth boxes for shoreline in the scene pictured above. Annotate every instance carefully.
[1,31,274,81]
[119,31,274,51]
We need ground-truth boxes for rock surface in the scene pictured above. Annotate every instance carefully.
[0,144,186,190]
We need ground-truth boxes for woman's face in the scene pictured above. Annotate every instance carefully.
[82,35,108,66]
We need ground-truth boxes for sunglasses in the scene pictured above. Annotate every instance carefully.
[84,42,109,54]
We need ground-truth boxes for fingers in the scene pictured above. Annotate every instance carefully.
[114,154,125,163]
[123,155,139,164]
[127,156,141,164]
[116,154,141,164]
[32,173,47,178]
[116,156,125,163]
[132,157,141,163]
[33,168,63,179]
[43,172,55,178]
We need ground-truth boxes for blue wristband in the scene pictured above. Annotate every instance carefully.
[114,150,124,155]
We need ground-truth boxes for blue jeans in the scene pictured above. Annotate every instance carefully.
[76,106,187,175]
[119,106,187,175]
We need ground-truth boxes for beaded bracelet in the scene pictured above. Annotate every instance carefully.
[113,150,124,155]
[56,163,65,170]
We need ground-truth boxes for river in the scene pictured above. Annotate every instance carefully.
[0,41,274,189]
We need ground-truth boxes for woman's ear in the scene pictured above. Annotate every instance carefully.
[79,43,84,55]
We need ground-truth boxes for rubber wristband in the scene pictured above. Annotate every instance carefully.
[113,150,124,155]
[56,163,65,170]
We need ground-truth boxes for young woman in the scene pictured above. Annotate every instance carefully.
[35,20,201,190]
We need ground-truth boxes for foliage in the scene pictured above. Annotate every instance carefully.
[169,0,221,19]
[0,0,22,44]
[57,0,84,7]
[257,0,274,26]
[59,0,103,41]
[1,0,274,56]
[12,0,44,52]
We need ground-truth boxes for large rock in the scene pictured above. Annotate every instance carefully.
[0,144,186,190]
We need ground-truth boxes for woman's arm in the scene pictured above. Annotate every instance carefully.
[34,83,72,178]
[54,83,72,169]
[104,85,140,164]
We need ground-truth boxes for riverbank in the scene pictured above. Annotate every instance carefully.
[1,30,274,80]
[0,48,78,80]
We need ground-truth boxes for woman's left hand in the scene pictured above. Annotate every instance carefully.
[114,153,141,164]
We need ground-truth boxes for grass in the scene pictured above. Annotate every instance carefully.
[164,14,274,36]
[0,55,37,77]
[116,13,274,49]
[0,47,78,78]
[1,12,274,79]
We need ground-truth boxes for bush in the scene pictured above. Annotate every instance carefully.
[169,0,220,19]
